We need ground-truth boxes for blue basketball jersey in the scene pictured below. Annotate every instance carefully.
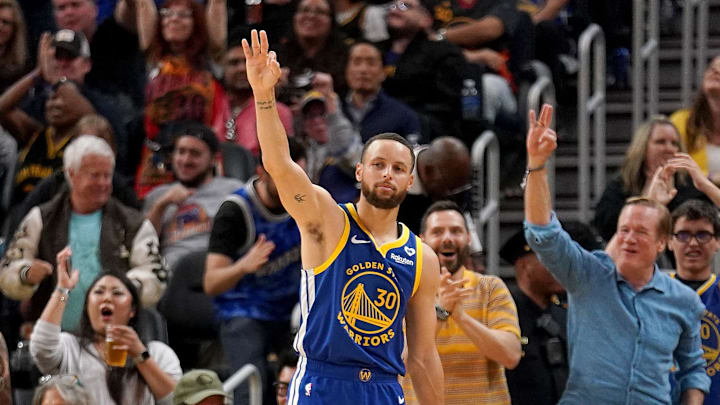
[670,273,720,405]
[293,203,423,376]
[214,182,302,322]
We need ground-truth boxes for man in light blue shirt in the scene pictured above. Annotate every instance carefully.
[522,104,710,405]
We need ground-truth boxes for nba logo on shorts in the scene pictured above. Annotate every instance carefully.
[305,382,312,396]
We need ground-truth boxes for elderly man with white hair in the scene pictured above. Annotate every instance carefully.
[0,136,166,331]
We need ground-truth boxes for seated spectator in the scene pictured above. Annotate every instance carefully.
[402,200,521,404]
[7,28,134,177]
[399,136,472,234]
[144,122,243,271]
[30,252,182,405]
[203,140,306,405]
[517,0,589,98]
[0,0,28,92]
[333,0,389,44]
[220,31,295,156]
[2,113,140,259]
[173,369,232,405]
[642,163,720,402]
[53,0,148,108]
[276,0,349,95]
[32,375,91,405]
[134,0,227,199]
[0,128,16,223]
[342,41,421,143]
[429,0,533,90]
[381,0,466,140]
[670,56,720,184]
[0,332,10,405]
[274,351,298,405]
[593,116,707,242]
[295,73,361,182]
[0,136,166,331]
[0,75,95,206]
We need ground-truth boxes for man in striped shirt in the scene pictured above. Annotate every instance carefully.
[403,200,522,404]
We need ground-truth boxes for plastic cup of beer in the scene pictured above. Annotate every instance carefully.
[105,325,127,367]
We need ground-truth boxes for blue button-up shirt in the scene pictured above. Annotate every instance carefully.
[525,213,710,405]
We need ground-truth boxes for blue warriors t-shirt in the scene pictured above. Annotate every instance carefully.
[214,183,302,322]
[671,273,720,405]
[65,210,103,331]
[294,203,423,376]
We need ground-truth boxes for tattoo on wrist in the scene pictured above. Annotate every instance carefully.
[294,194,306,203]
[256,100,275,110]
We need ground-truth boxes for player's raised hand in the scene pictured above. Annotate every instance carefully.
[526,104,557,166]
[241,30,282,93]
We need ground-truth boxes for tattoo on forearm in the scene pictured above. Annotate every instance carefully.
[294,194,306,203]
[257,100,275,110]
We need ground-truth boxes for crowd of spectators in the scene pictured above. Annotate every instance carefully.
[1,0,712,404]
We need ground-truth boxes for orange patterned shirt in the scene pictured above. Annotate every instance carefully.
[402,268,521,404]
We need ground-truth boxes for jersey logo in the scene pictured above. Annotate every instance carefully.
[702,310,720,376]
[337,270,400,347]
[359,369,372,382]
[404,246,415,256]
[351,235,372,244]
[390,252,413,266]
[305,382,312,396]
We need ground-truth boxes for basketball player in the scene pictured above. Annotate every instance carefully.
[242,30,444,404]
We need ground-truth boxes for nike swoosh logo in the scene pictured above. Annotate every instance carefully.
[398,396,405,404]
[351,235,371,244]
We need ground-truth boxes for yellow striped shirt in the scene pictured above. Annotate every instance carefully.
[403,268,521,404]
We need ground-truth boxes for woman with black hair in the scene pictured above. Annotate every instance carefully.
[29,247,182,404]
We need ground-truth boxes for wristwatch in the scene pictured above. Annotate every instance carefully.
[433,28,447,41]
[520,163,546,190]
[435,304,451,321]
[133,350,150,365]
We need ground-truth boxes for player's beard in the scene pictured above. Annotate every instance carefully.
[361,181,407,209]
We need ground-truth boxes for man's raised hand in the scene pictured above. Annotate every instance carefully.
[241,30,282,94]
[526,104,557,167]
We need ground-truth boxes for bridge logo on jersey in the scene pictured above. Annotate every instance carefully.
[337,265,400,347]
[702,310,720,376]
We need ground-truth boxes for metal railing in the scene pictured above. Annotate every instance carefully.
[471,130,500,274]
[577,24,607,222]
[527,71,557,203]
[223,364,262,405]
[681,0,709,106]
[633,0,660,131]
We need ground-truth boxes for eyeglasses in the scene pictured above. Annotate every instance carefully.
[389,1,416,11]
[39,374,84,387]
[673,230,716,244]
[297,6,331,16]
[159,8,193,19]
[273,381,290,397]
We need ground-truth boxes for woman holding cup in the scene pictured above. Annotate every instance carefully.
[30,247,182,404]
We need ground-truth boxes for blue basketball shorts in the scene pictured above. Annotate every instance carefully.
[287,357,406,405]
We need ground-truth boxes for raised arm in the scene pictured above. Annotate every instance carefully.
[242,30,342,231]
[135,0,157,52]
[524,104,556,226]
[405,245,443,404]
[30,247,78,374]
[206,0,227,59]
